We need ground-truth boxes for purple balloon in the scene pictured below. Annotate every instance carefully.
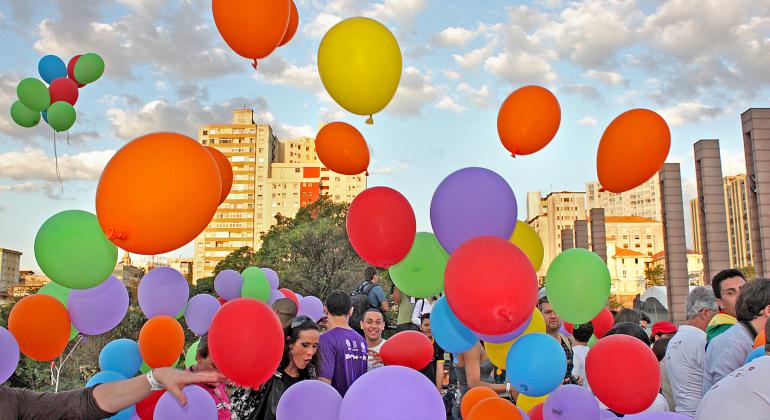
[295,293,303,300]
[430,167,518,253]
[339,366,444,420]
[154,385,217,419]
[625,414,691,420]
[474,313,532,343]
[559,323,572,337]
[277,379,341,420]
[518,407,530,420]
[268,289,285,305]
[262,267,280,289]
[68,276,129,335]
[214,269,242,300]
[184,294,221,336]
[600,409,619,419]
[138,267,189,318]
[544,385,600,420]
[297,296,325,322]
[0,327,19,383]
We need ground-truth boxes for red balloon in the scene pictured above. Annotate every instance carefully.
[444,237,538,336]
[380,331,434,370]
[528,403,544,420]
[48,77,79,105]
[346,186,416,268]
[591,308,614,339]
[563,322,574,335]
[586,335,660,414]
[217,297,227,305]
[67,55,86,87]
[279,288,299,308]
[209,298,284,388]
[136,390,164,419]
[205,146,233,204]
[279,0,299,46]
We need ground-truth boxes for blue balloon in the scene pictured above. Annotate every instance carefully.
[506,332,566,397]
[86,370,134,419]
[744,347,766,365]
[99,339,142,378]
[38,55,67,84]
[430,297,477,354]
[42,110,48,124]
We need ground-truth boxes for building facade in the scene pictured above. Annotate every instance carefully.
[690,199,702,254]
[724,174,754,270]
[527,191,587,278]
[0,248,22,292]
[586,174,661,221]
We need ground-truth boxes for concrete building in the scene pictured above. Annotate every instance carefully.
[659,163,690,324]
[652,251,705,286]
[169,258,195,283]
[0,248,22,292]
[605,216,665,258]
[113,252,143,284]
[574,220,589,249]
[586,174,661,221]
[693,139,730,284]
[589,208,607,262]
[741,109,770,277]
[690,199,702,254]
[724,174,754,270]
[527,191,587,278]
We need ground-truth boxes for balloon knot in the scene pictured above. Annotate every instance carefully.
[552,408,564,415]
[599,186,606,192]
[105,228,127,241]
[365,171,369,176]
[511,153,517,158]
[251,59,258,70]
[365,115,374,125]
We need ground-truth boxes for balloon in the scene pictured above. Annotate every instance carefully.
[461,387,499,419]
[137,390,164,420]
[430,167,518,254]
[430,297,477,354]
[484,311,549,369]
[241,267,271,302]
[48,77,79,105]
[184,294,221,336]
[318,17,402,122]
[10,100,40,128]
[563,322,574,335]
[444,237,537,335]
[0,327,19,383]
[754,330,765,349]
[389,232,448,298]
[87,370,127,388]
[506,333,566,396]
[600,409,620,419]
[543,384,600,420]
[379,331,434,370]
[140,359,178,374]
[96,132,222,255]
[346,186,416,268]
[279,288,299,307]
[529,403,545,420]
[73,52,105,84]
[67,55,86,87]
[212,0,291,61]
[68,276,129,335]
[518,394,548,413]
[276,379,341,420]
[315,122,370,175]
[468,397,522,420]
[204,146,232,203]
[477,308,545,344]
[545,248,611,324]
[208,299,284,388]
[278,0,299,47]
[586,335,660,414]
[597,109,670,193]
[625,414,691,420]
[17,77,50,112]
[154,385,217,419]
[497,86,561,157]
[297,295,324,322]
[510,221,544,271]
[262,267,280,289]
[38,281,79,340]
[46,101,77,132]
[100,339,142,379]
[38,55,67,84]
[138,267,190,318]
[268,289,285,305]
[339,366,444,420]
[214,270,242,300]
[591,308,614,339]
[8,294,70,361]
[744,347,765,365]
[185,340,200,369]
[138,316,185,369]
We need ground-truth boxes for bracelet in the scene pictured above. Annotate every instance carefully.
[146,370,164,391]
[506,383,511,394]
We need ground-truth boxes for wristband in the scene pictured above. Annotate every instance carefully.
[146,370,164,391]
[506,383,511,394]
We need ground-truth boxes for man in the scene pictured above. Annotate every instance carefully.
[707,269,746,342]
[191,334,231,419]
[350,267,389,336]
[639,311,651,330]
[360,309,387,371]
[651,321,678,344]
[417,313,445,391]
[392,287,418,332]
[570,323,593,390]
[319,290,368,396]
[271,298,298,330]
[615,308,642,325]
[538,290,577,385]
[703,278,770,393]
[665,287,718,417]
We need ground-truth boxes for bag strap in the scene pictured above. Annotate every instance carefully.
[739,320,759,340]
[362,281,376,296]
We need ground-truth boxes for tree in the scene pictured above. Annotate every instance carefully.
[608,293,624,311]
[213,246,259,275]
[645,265,665,287]
[740,265,756,280]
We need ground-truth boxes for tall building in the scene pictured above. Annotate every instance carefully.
[193,110,367,280]
[690,199,702,254]
[0,248,22,292]
[586,174,661,221]
[724,174,754,269]
[527,191,546,221]
[741,109,770,277]
[605,216,665,258]
[527,191,586,277]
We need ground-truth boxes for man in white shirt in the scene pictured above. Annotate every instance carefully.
[665,287,718,417]
[411,296,438,326]
[570,322,593,389]
[695,356,770,419]
[360,309,387,371]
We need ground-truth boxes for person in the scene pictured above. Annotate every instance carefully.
[615,308,642,325]
[230,315,321,419]
[653,337,675,411]
[651,321,678,344]
[190,334,232,419]
[360,266,389,312]
[639,311,651,330]
[271,298,298,330]
[360,309,387,371]
[707,269,746,342]
[1,368,223,420]
[703,278,770,393]
[392,287,418,332]
[411,295,439,326]
[538,291,578,385]
[319,290,368,396]
[349,267,389,335]
[417,313,445,391]
[570,323,593,390]
[454,342,512,416]
[665,287,718,417]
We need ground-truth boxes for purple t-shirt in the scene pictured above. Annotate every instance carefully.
[319,327,368,396]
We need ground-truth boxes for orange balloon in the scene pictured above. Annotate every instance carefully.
[497,86,561,157]
[597,109,671,193]
[468,397,523,420]
[315,122,370,175]
[139,316,185,368]
[279,0,299,47]
[461,387,499,419]
[755,330,766,349]
[8,294,71,361]
[213,0,291,60]
[206,146,233,203]
[96,132,221,255]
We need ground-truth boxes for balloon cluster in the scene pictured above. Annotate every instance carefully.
[10,53,104,131]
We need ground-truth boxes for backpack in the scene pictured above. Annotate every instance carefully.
[349,281,377,328]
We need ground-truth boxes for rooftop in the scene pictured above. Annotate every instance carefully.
[615,248,645,257]
[606,216,659,223]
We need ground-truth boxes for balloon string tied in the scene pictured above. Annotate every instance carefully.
[365,115,374,125]
[106,228,128,241]
[251,59,258,70]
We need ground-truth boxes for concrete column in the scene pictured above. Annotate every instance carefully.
[590,208,607,262]
[694,140,730,284]
[561,229,574,251]
[741,109,770,278]
[574,220,589,249]
[660,163,689,324]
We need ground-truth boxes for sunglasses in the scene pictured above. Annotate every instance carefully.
[290,315,316,329]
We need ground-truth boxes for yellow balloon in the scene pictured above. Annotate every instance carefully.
[484,309,546,369]
[510,221,544,271]
[318,17,402,122]
[516,393,548,412]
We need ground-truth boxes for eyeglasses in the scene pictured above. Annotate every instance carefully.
[290,315,315,329]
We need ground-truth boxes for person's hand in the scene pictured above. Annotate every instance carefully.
[368,349,383,366]
[152,368,227,406]
[576,375,585,386]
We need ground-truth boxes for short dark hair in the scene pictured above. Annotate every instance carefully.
[420,313,431,324]
[712,269,746,299]
[325,290,352,316]
[614,308,642,325]
[735,278,770,322]
[652,336,671,362]
[638,311,651,324]
[605,322,651,347]
[196,334,209,359]
[364,266,377,281]
[362,308,383,320]
[573,323,594,343]
[281,317,321,376]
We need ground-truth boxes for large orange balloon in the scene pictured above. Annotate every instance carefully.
[497,86,561,157]
[213,0,291,61]
[139,316,185,369]
[597,109,671,193]
[279,0,299,47]
[461,387,498,419]
[96,132,221,255]
[468,397,522,420]
[205,146,233,203]
[8,294,70,361]
[315,122,370,175]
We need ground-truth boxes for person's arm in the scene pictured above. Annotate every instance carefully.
[435,360,445,391]
[464,344,507,393]
[412,300,423,325]
[392,287,401,303]
[374,286,389,312]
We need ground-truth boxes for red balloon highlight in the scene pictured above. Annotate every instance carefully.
[380,331,434,370]
[591,307,614,339]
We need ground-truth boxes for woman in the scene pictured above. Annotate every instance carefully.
[453,342,513,417]
[230,316,321,420]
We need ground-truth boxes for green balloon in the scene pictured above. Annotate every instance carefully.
[588,334,599,347]
[38,281,80,340]
[389,232,448,298]
[73,53,105,84]
[241,267,270,302]
[46,101,76,132]
[34,210,118,289]
[16,78,50,112]
[185,340,200,369]
[140,358,179,373]
[10,100,40,128]
[545,248,611,324]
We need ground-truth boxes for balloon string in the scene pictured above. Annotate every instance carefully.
[66,130,70,146]
[53,131,63,192]
[365,115,374,125]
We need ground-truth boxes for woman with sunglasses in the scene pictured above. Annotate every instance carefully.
[230,315,322,419]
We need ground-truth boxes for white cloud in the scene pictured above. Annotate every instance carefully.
[659,101,721,127]
[443,69,461,80]
[577,116,599,127]
[583,70,627,86]
[369,160,410,175]
[364,0,427,27]
[256,57,321,92]
[457,83,492,108]
[0,148,115,182]
[484,52,557,85]
[385,67,441,117]
[435,96,467,113]
[432,26,476,47]
[453,45,496,69]
[277,124,316,139]
[722,149,747,176]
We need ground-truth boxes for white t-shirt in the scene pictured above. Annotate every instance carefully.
[411,299,437,325]
[367,339,386,371]
[702,322,754,393]
[695,356,770,420]
[571,344,590,388]
[666,325,708,416]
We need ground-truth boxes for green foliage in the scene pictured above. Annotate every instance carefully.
[608,293,624,311]
[645,264,666,287]
[213,246,259,276]
[740,265,756,280]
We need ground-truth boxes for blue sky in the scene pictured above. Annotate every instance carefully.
[1,0,769,270]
